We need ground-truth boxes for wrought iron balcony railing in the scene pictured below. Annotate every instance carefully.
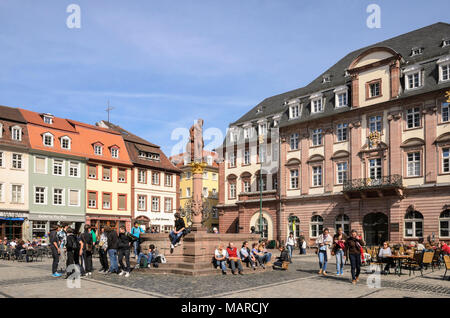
[343,174,403,192]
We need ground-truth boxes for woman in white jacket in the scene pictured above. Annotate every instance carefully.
[315,228,332,276]
[285,232,295,263]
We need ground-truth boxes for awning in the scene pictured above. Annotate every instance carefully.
[0,217,24,221]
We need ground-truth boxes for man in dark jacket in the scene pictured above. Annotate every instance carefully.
[106,226,119,274]
[273,246,290,269]
[80,224,94,276]
[169,213,185,251]
[65,227,79,279]
[49,225,61,277]
[345,230,365,285]
[118,225,133,277]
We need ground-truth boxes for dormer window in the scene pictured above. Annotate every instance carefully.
[322,74,331,83]
[256,106,262,113]
[111,147,119,159]
[437,55,450,82]
[411,47,423,56]
[43,132,54,147]
[11,126,22,141]
[289,104,299,119]
[404,65,423,90]
[334,86,349,108]
[443,39,450,48]
[94,144,103,156]
[310,93,324,114]
[60,136,71,150]
[43,115,53,124]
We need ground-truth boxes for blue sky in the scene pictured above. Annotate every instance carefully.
[0,0,448,155]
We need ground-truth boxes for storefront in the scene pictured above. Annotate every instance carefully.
[0,211,29,240]
[28,213,85,240]
[87,215,131,233]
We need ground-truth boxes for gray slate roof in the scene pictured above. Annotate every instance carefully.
[231,22,450,128]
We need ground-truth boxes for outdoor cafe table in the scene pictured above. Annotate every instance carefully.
[387,255,412,276]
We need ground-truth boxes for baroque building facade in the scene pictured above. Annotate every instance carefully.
[217,22,450,246]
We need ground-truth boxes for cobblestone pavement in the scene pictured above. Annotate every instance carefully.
[0,253,449,298]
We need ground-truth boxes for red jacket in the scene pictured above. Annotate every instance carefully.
[442,243,450,254]
[227,247,238,258]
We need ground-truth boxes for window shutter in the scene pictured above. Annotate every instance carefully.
[70,190,78,205]
[88,192,96,201]
[36,157,46,173]
[118,169,126,181]
[89,165,96,177]
[118,195,126,210]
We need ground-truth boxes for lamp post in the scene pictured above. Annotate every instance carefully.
[259,134,264,239]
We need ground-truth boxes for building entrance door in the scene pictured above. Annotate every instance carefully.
[363,212,388,246]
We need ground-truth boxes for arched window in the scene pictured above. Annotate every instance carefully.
[404,210,423,238]
[310,215,323,238]
[43,132,54,147]
[335,214,350,236]
[60,136,71,150]
[288,216,300,238]
[440,209,450,238]
[256,217,268,239]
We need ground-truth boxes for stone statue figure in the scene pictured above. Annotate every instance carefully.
[186,119,204,162]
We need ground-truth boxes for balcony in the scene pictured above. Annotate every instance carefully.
[343,174,404,199]
[238,190,278,202]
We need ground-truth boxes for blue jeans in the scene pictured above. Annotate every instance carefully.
[108,249,118,273]
[300,248,306,255]
[318,250,328,271]
[335,249,345,273]
[349,253,361,280]
[264,252,272,263]
[169,231,183,246]
[216,260,227,272]
[133,240,140,257]
[137,252,154,266]
[286,245,293,259]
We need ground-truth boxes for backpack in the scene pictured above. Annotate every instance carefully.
[139,256,148,268]
[66,235,79,251]
[83,232,93,252]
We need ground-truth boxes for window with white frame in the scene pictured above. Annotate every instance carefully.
[404,210,423,238]
[256,173,267,191]
[290,169,299,189]
[111,147,119,159]
[312,166,322,186]
[186,187,191,197]
[88,165,97,179]
[335,214,350,236]
[165,198,172,212]
[369,158,382,180]
[311,129,323,146]
[407,152,421,177]
[43,115,53,124]
[11,126,22,141]
[440,209,450,237]
[369,81,381,98]
[94,145,103,155]
[151,197,160,211]
[406,107,421,128]
[411,48,423,56]
[243,180,251,193]
[212,188,217,198]
[152,171,160,185]
[212,173,217,181]
[406,71,422,89]
[336,162,348,184]
[53,159,64,176]
[43,133,53,147]
[12,153,22,169]
[34,187,46,204]
[244,149,250,165]
[88,192,97,208]
[336,91,348,108]
[243,127,251,139]
[369,115,382,133]
[102,193,111,209]
[68,189,80,206]
[203,171,208,180]
[442,148,450,173]
[53,188,64,205]
[442,102,449,123]
[138,195,146,210]
[102,167,111,181]
[441,63,450,81]
[290,105,299,119]
[69,162,79,177]
[290,133,299,150]
[118,169,126,183]
[229,152,236,167]
[138,169,146,183]
[165,174,172,187]
[311,98,323,113]
[310,215,323,238]
[61,137,71,150]
[11,184,22,203]
[203,187,208,197]
[336,123,348,142]
[229,183,236,199]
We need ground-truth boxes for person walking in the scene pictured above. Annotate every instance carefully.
[49,225,61,277]
[118,225,133,277]
[106,226,119,274]
[345,229,365,285]
[80,224,94,276]
[65,227,79,279]
[97,227,109,273]
[286,232,295,263]
[298,232,306,255]
[316,228,332,276]
[131,222,144,258]
[333,227,347,276]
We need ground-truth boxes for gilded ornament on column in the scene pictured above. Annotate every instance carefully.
[445,90,450,103]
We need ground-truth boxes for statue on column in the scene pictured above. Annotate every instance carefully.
[186,119,204,163]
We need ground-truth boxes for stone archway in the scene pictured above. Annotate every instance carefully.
[249,211,274,241]
[363,212,388,246]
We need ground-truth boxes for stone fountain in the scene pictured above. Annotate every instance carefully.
[139,119,259,275]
